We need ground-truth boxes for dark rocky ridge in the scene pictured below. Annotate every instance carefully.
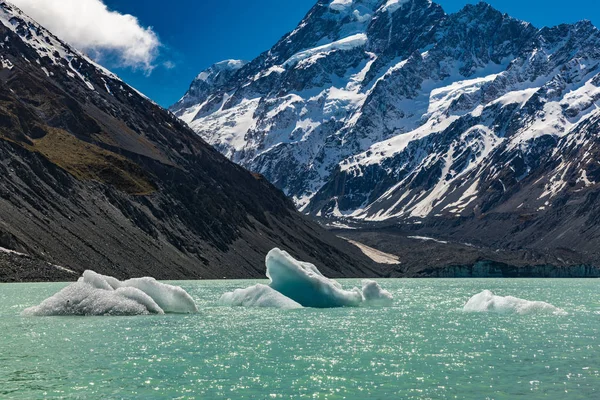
[0,1,380,282]
[0,250,78,282]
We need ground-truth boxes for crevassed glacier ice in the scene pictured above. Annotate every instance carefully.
[219,284,302,309]
[361,280,394,306]
[266,248,386,308]
[22,270,198,316]
[463,290,566,315]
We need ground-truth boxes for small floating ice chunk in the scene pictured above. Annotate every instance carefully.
[463,290,566,315]
[22,270,197,316]
[266,248,365,308]
[362,280,393,306]
[219,284,302,309]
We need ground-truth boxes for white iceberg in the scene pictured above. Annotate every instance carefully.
[22,270,198,316]
[218,284,302,309]
[361,280,394,306]
[463,290,566,315]
[265,248,388,308]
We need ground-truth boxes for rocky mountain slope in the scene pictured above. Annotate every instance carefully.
[173,0,600,267]
[0,1,380,282]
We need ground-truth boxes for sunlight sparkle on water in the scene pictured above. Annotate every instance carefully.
[1,279,598,399]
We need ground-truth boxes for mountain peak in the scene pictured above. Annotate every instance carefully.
[195,59,247,82]
[377,0,431,13]
[170,59,248,117]
[572,19,597,32]
[455,1,512,21]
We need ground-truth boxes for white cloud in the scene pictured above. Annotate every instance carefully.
[10,0,162,73]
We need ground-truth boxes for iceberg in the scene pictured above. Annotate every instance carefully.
[22,270,198,316]
[219,249,393,309]
[116,277,198,314]
[266,248,387,308]
[219,284,302,309]
[361,280,394,306]
[463,290,566,315]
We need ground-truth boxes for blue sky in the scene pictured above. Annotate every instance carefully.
[97,0,599,107]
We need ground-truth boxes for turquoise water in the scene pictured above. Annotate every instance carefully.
[1,279,598,399]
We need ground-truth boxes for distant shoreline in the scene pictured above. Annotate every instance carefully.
[2,263,599,284]
[2,242,600,283]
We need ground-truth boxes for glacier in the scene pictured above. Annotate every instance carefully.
[22,270,198,316]
[463,290,566,315]
[219,284,303,309]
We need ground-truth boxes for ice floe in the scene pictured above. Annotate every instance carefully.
[463,290,566,315]
[219,284,302,309]
[22,270,198,316]
[361,280,394,306]
[221,248,394,309]
[266,249,365,308]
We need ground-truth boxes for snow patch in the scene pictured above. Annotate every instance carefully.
[284,34,368,68]
[329,0,353,11]
[407,236,448,244]
[0,246,26,256]
[577,169,595,187]
[1,55,13,69]
[51,264,77,275]
[68,60,94,90]
[379,0,409,13]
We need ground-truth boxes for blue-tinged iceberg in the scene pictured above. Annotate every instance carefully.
[463,290,566,315]
[23,270,198,316]
[219,249,394,309]
[266,249,365,308]
[219,284,302,309]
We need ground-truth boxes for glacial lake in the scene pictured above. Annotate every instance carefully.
[1,279,598,399]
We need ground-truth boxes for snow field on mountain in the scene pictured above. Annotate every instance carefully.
[173,0,600,222]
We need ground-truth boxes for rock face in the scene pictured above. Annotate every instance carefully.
[173,0,600,267]
[0,1,379,282]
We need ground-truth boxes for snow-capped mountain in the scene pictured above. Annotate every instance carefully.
[0,1,376,281]
[171,0,600,229]
[171,59,248,121]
